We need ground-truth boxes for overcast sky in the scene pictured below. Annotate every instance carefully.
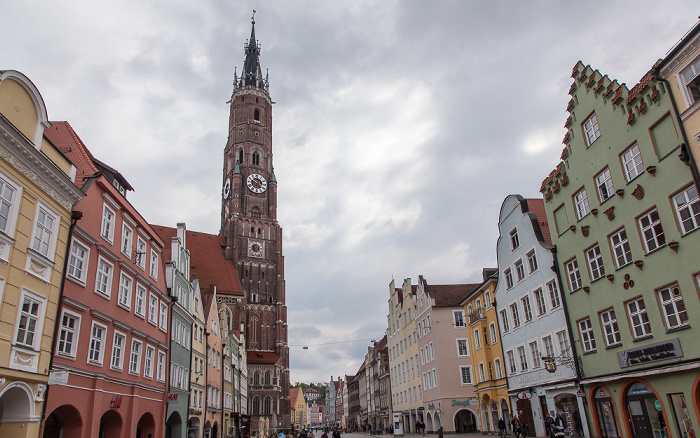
[2,1,698,385]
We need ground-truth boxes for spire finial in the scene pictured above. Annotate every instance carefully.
[252,10,256,24]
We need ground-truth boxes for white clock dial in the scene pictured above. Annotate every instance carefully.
[246,174,268,193]
[248,240,264,257]
[223,179,231,199]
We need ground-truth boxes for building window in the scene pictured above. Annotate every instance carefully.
[658,284,689,329]
[134,284,146,318]
[622,143,644,182]
[456,339,469,357]
[150,250,159,280]
[478,363,486,382]
[521,296,533,323]
[148,294,158,325]
[586,244,606,280]
[88,321,107,365]
[583,113,601,146]
[159,301,168,331]
[459,366,472,384]
[529,341,541,368]
[595,167,614,202]
[509,228,520,251]
[489,322,497,344]
[157,350,166,382]
[673,185,700,234]
[500,309,510,332]
[57,310,81,357]
[578,318,597,353]
[680,56,700,104]
[506,350,517,374]
[101,204,115,243]
[626,298,652,339]
[121,223,133,258]
[95,257,113,299]
[638,209,666,253]
[533,288,547,316]
[117,272,133,310]
[136,238,147,269]
[129,339,143,375]
[510,303,521,328]
[515,259,525,283]
[609,229,632,268]
[111,331,126,370]
[517,346,529,371]
[600,309,621,347]
[526,250,538,274]
[547,280,561,309]
[556,330,571,357]
[0,173,21,236]
[543,335,555,358]
[31,202,59,258]
[453,310,465,327]
[504,268,514,289]
[67,239,89,284]
[494,358,503,379]
[565,259,582,292]
[144,345,155,379]
[474,329,481,349]
[13,290,46,350]
[574,188,590,220]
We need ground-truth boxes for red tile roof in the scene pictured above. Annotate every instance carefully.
[290,388,301,404]
[247,351,280,364]
[44,121,99,188]
[429,284,480,307]
[526,199,553,247]
[151,225,244,296]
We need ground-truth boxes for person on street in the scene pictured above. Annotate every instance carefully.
[552,414,566,437]
[544,412,554,437]
[498,417,506,438]
[321,431,328,438]
[511,414,520,438]
[518,411,528,438]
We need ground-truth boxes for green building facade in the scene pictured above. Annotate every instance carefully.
[541,61,700,438]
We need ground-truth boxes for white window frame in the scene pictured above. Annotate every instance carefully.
[0,171,22,238]
[504,268,514,289]
[595,167,614,202]
[456,338,469,357]
[542,335,555,358]
[159,301,168,332]
[658,284,689,330]
[87,321,107,365]
[600,309,621,347]
[111,330,126,371]
[622,143,644,182]
[574,188,590,220]
[478,362,485,382]
[453,310,465,328]
[489,322,497,344]
[565,259,582,292]
[526,249,538,274]
[157,350,166,382]
[67,238,90,285]
[556,330,571,358]
[583,112,601,146]
[610,229,633,268]
[500,309,510,332]
[100,203,116,243]
[121,223,133,258]
[129,338,143,375]
[517,346,529,372]
[509,228,520,251]
[13,289,47,351]
[680,56,700,105]
[30,200,60,259]
[533,288,547,316]
[510,303,521,328]
[506,350,516,374]
[117,272,133,310]
[529,341,541,368]
[673,185,700,235]
[136,237,147,270]
[586,244,606,281]
[626,298,652,339]
[494,358,503,379]
[144,344,155,379]
[515,259,525,283]
[638,209,666,253]
[474,328,482,349]
[578,318,596,353]
[547,280,561,309]
[134,284,146,318]
[150,249,159,280]
[94,256,114,299]
[56,309,81,358]
[148,293,158,325]
[521,296,533,323]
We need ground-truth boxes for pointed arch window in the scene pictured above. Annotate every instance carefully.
[254,109,261,122]
[264,370,271,385]
[252,396,261,415]
[263,396,272,415]
[253,370,260,385]
[252,152,260,166]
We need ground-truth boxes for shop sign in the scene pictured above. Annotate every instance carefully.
[451,399,475,406]
[617,338,682,368]
[189,408,203,415]
[576,391,585,398]
[110,394,123,408]
[167,392,179,403]
[428,403,436,410]
[48,371,69,385]
[517,392,532,400]
[418,407,425,411]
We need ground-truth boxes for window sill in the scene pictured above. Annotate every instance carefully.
[680,226,700,238]
[632,334,653,343]
[57,352,77,361]
[94,290,111,301]
[614,262,633,271]
[117,302,131,312]
[625,173,645,185]
[643,244,667,256]
[666,324,690,334]
[604,343,622,350]
[66,275,87,288]
[582,350,597,355]
[591,276,606,284]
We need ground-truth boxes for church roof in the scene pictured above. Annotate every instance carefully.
[150,225,244,296]
[247,350,280,364]
[242,18,265,88]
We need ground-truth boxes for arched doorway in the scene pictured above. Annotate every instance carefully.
[136,412,156,438]
[515,399,535,437]
[554,393,582,436]
[0,381,34,434]
[454,408,477,433]
[593,387,620,438]
[433,413,441,432]
[624,382,667,438]
[481,395,491,432]
[44,404,83,438]
[204,421,212,438]
[491,401,500,434]
[500,399,511,435]
[188,418,201,438]
[98,410,122,438]
[166,411,183,438]
[213,421,219,438]
[426,412,434,433]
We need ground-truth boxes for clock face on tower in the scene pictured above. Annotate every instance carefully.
[223,179,231,199]
[246,173,268,194]
[248,240,264,257]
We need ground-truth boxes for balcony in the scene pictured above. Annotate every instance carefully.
[468,307,486,325]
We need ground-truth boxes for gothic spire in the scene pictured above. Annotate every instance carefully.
[242,11,265,89]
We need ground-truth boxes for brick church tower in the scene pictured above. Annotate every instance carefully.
[220,15,290,429]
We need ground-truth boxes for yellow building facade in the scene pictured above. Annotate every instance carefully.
[0,70,83,437]
[461,273,510,433]
[290,387,307,429]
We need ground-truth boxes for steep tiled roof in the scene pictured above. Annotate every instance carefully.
[526,199,553,247]
[44,121,99,188]
[247,351,280,364]
[429,284,480,307]
[151,225,243,296]
[290,388,301,403]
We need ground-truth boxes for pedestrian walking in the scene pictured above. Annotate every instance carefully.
[511,414,520,438]
[498,417,506,438]
[544,412,554,438]
[518,411,528,438]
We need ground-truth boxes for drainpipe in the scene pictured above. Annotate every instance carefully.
[38,209,83,436]
[651,71,700,191]
[550,246,593,437]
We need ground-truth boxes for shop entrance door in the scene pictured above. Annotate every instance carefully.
[627,400,652,438]
[594,388,620,438]
[516,399,535,437]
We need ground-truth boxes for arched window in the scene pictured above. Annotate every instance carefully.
[238,149,243,164]
[264,371,271,385]
[263,396,272,415]
[252,396,260,415]
[254,109,261,122]
[252,152,260,166]
[253,371,260,385]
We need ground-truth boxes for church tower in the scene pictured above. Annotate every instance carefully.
[221,14,290,428]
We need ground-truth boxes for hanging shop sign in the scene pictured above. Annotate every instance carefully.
[617,338,682,368]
